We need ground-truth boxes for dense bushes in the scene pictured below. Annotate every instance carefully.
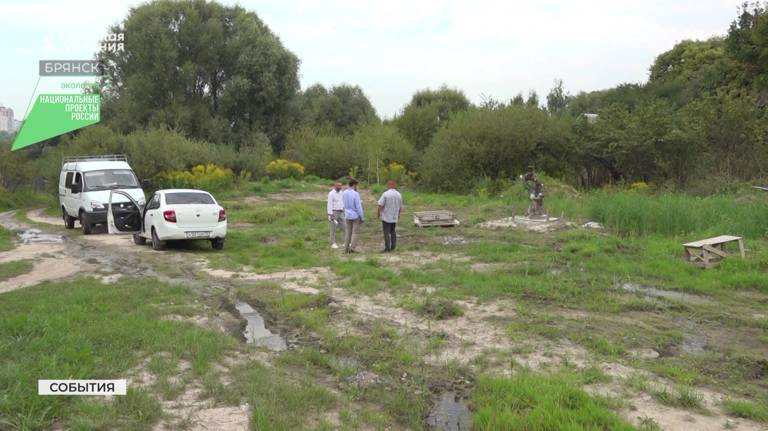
[158,164,241,192]
[266,159,305,179]
[420,106,573,191]
[283,124,417,183]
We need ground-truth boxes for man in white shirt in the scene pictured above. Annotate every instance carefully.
[327,181,345,249]
[377,180,403,253]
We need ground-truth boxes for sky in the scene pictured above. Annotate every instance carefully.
[0,0,745,120]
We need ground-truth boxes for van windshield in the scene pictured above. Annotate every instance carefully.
[83,170,139,191]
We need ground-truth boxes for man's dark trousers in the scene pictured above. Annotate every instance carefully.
[382,221,397,251]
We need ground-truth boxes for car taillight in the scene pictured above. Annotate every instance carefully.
[163,209,177,223]
[218,208,227,222]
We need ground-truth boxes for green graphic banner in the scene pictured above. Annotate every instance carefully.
[12,94,100,151]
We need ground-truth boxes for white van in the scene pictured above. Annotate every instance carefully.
[59,155,146,234]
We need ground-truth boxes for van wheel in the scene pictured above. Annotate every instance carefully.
[133,234,146,246]
[63,208,75,229]
[80,212,92,235]
[151,228,165,251]
[211,238,225,250]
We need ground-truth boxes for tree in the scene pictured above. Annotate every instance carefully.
[726,2,768,99]
[525,90,540,108]
[353,124,417,183]
[394,85,470,150]
[420,105,572,191]
[98,0,300,151]
[546,79,570,114]
[296,83,378,134]
[647,38,743,105]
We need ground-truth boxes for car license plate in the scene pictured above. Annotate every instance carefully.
[185,231,211,239]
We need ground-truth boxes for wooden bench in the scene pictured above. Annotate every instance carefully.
[683,235,745,268]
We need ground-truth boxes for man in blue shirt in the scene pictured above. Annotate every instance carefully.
[342,178,364,253]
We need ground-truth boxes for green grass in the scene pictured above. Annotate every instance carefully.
[0,188,54,213]
[723,399,768,422]
[0,260,33,282]
[585,191,768,237]
[0,227,14,252]
[202,360,338,430]
[472,373,635,430]
[651,385,704,410]
[400,296,464,320]
[334,260,405,293]
[0,278,235,430]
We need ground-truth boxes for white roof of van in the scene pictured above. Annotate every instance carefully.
[63,161,133,172]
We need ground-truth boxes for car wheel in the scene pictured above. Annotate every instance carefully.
[63,208,75,229]
[80,212,92,235]
[151,228,165,251]
[133,233,146,246]
[211,238,225,250]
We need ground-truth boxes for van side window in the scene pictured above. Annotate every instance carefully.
[148,194,161,210]
[65,172,73,188]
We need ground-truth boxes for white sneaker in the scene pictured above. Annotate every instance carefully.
[331,243,339,249]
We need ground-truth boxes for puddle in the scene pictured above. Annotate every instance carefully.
[18,229,65,244]
[427,392,471,431]
[621,283,713,305]
[234,301,287,351]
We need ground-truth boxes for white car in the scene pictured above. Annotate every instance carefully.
[107,189,227,250]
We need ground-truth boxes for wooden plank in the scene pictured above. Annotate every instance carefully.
[702,244,728,258]
[683,235,742,248]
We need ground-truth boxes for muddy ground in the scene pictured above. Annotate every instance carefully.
[1,203,767,431]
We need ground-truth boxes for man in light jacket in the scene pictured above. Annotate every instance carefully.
[342,178,364,253]
[377,180,403,253]
[327,181,345,249]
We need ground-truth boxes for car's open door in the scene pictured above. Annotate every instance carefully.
[107,190,143,234]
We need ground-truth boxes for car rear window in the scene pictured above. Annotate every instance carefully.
[165,192,215,205]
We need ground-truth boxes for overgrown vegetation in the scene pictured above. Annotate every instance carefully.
[0,278,234,429]
[5,3,768,196]
[472,373,635,430]
[0,260,33,282]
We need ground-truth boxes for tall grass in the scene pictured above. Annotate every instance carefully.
[472,373,635,430]
[0,187,54,213]
[573,191,768,237]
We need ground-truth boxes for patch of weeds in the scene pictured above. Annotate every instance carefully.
[579,335,625,357]
[0,227,14,252]
[400,296,463,320]
[577,366,612,385]
[0,260,33,281]
[468,242,524,262]
[335,260,404,293]
[472,372,635,430]
[67,388,163,431]
[651,386,704,411]
[649,362,700,386]
[637,416,663,431]
[723,399,768,423]
[226,360,337,430]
